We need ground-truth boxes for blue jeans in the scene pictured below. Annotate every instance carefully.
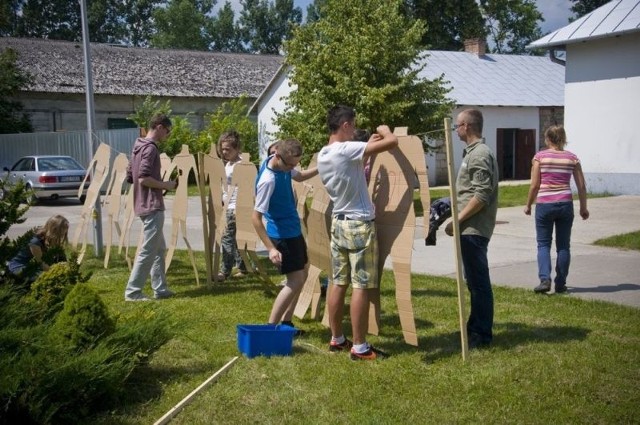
[535,201,574,286]
[125,210,170,297]
[460,235,493,343]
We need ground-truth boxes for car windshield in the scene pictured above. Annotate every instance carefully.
[37,157,83,171]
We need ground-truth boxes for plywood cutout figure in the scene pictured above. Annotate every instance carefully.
[164,145,200,285]
[294,154,333,321]
[119,152,175,269]
[229,153,271,286]
[367,127,430,346]
[197,145,226,285]
[102,153,128,268]
[73,143,111,263]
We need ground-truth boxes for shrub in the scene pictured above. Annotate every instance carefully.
[54,284,115,351]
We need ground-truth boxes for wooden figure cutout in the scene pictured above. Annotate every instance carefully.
[366,127,430,346]
[198,145,226,285]
[164,145,200,285]
[294,154,333,321]
[102,153,128,268]
[229,153,272,285]
[73,143,111,263]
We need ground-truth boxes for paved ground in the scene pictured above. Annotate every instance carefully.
[7,194,640,309]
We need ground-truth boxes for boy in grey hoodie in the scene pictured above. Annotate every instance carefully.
[124,114,177,301]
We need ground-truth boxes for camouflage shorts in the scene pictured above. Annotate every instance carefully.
[330,218,378,289]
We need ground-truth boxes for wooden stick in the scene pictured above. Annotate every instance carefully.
[443,117,469,362]
[153,356,239,425]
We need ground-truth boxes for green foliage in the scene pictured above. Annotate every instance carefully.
[198,96,260,163]
[28,253,92,315]
[570,0,609,21]
[162,115,200,157]
[479,0,544,54]
[151,0,216,50]
[277,0,453,164]
[402,0,486,50]
[54,284,115,351]
[0,47,33,134]
[127,95,172,130]
[238,0,303,54]
[210,1,245,52]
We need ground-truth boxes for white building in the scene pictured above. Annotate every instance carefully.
[529,0,640,195]
[251,39,565,185]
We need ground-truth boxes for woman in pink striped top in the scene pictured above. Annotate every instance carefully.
[524,125,589,294]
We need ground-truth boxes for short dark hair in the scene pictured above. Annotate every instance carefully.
[327,105,355,133]
[462,109,483,135]
[218,130,241,150]
[149,114,171,130]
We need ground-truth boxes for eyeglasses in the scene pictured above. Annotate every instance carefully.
[277,153,297,168]
[452,123,466,130]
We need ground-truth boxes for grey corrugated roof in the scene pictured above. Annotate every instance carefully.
[0,37,283,98]
[418,50,564,107]
[529,0,640,48]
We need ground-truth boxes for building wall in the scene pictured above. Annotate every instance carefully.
[564,33,640,195]
[18,93,230,132]
[256,70,294,160]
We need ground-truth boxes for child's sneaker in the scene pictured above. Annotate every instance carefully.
[350,345,389,361]
[329,338,353,352]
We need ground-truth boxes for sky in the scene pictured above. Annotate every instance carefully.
[216,0,575,35]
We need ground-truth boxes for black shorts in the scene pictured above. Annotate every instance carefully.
[270,234,308,275]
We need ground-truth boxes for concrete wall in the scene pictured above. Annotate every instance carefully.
[256,69,294,160]
[564,33,640,195]
[19,93,231,132]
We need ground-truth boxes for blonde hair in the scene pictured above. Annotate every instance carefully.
[277,139,303,157]
[545,125,567,150]
[37,215,69,248]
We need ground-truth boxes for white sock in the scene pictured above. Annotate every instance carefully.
[353,342,370,354]
[331,335,346,345]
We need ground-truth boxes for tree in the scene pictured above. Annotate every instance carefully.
[569,0,609,21]
[151,0,216,50]
[479,0,543,54]
[0,0,21,36]
[121,0,163,47]
[15,0,81,41]
[277,0,452,164]
[210,1,245,52]
[0,48,33,134]
[402,0,486,51]
[238,0,302,54]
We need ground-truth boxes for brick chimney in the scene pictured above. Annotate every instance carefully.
[464,38,487,56]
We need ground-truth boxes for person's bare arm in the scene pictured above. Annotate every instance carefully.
[293,166,318,182]
[29,244,49,271]
[573,162,589,220]
[252,210,282,266]
[524,160,541,215]
[364,125,398,157]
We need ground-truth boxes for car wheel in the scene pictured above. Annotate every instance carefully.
[79,194,86,204]
[25,185,38,205]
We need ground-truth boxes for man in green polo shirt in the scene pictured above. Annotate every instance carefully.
[445,108,499,349]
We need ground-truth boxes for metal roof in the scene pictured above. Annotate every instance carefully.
[417,50,565,107]
[529,0,640,48]
[0,37,283,98]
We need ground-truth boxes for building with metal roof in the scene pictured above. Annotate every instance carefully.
[529,0,640,195]
[0,37,283,132]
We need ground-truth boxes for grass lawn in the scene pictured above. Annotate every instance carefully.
[594,231,640,251]
[86,249,639,424]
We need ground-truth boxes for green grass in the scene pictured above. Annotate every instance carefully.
[594,231,640,251]
[80,248,639,424]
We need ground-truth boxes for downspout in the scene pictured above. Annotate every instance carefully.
[549,47,566,66]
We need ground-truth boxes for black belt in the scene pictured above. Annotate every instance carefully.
[334,214,374,222]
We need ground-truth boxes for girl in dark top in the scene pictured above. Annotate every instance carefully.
[7,214,69,277]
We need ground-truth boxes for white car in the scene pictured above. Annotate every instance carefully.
[0,155,89,204]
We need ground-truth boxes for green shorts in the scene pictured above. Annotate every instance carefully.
[330,217,378,289]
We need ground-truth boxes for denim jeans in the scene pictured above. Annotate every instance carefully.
[535,201,574,286]
[125,210,170,297]
[220,210,247,276]
[460,235,493,343]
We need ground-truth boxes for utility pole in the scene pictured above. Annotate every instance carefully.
[80,0,104,256]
